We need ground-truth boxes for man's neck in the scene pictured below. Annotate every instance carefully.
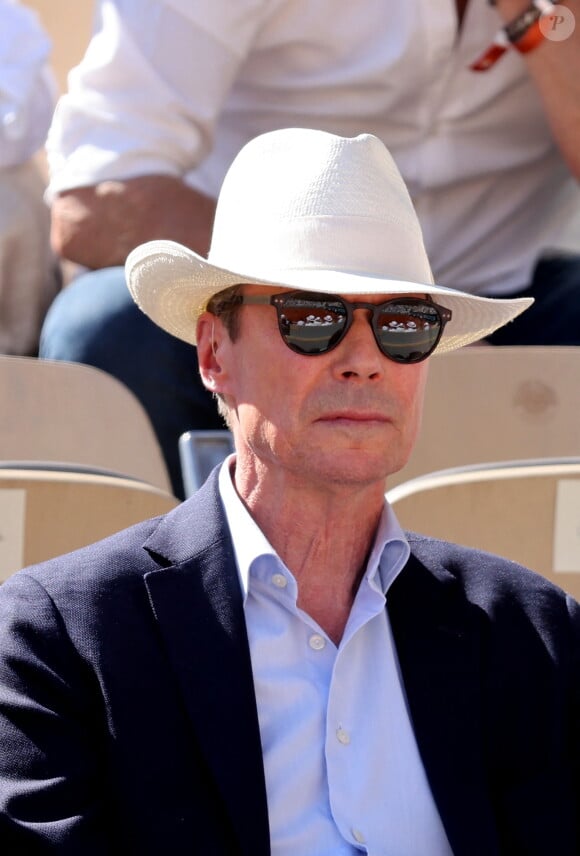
[234,466,385,644]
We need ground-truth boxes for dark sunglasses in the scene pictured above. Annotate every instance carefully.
[240,291,452,363]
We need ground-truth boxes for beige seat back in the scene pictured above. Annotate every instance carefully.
[387,459,580,600]
[390,346,580,489]
[0,468,179,581]
[0,355,172,493]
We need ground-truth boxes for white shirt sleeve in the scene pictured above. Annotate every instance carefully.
[0,0,56,168]
[46,0,272,195]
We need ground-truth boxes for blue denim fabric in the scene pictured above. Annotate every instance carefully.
[39,267,225,498]
[486,255,580,346]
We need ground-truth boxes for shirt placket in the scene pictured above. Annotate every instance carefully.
[324,578,387,852]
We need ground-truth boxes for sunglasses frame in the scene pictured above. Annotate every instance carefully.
[239,290,452,363]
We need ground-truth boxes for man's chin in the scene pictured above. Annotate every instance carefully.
[305,450,403,491]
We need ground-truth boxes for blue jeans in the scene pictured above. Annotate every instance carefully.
[486,255,580,345]
[39,267,225,498]
[40,255,580,498]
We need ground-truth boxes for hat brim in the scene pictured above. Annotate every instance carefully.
[126,239,533,353]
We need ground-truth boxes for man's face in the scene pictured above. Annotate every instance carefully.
[199,285,429,492]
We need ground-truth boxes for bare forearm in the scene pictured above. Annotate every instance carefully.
[51,175,217,269]
[494,0,580,176]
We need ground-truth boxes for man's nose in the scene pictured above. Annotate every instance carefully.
[333,308,384,379]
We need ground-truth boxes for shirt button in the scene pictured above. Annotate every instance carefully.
[352,828,366,844]
[271,573,287,588]
[309,634,326,650]
[336,727,351,745]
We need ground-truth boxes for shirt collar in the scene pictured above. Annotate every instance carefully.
[366,502,410,595]
[218,454,410,601]
[219,455,277,602]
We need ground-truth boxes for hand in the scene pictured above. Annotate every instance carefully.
[51,174,217,269]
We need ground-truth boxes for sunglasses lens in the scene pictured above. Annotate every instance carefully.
[375,301,442,362]
[275,294,348,354]
[269,293,447,361]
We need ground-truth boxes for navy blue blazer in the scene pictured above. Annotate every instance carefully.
[0,469,578,855]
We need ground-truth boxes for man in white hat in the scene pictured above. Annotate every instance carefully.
[0,129,578,855]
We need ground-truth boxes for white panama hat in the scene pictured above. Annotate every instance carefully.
[126,128,532,351]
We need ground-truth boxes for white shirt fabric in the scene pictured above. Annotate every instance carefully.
[0,0,56,168]
[46,0,580,297]
[0,1,58,355]
[218,458,454,855]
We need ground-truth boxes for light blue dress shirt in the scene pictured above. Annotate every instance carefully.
[219,458,453,855]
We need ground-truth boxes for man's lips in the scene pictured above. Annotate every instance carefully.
[316,411,391,423]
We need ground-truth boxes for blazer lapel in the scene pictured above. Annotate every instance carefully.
[141,473,270,856]
[388,545,501,856]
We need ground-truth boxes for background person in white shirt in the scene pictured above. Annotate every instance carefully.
[1,128,577,855]
[0,0,60,355]
[40,0,580,498]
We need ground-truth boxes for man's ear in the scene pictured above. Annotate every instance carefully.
[196,312,230,393]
